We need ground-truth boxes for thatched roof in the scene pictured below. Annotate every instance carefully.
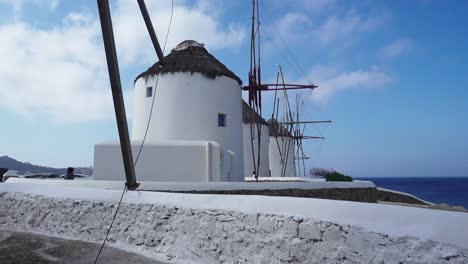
[242,100,268,125]
[267,119,293,137]
[135,40,242,84]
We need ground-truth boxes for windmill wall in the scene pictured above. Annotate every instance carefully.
[94,41,244,182]
[132,72,244,181]
[269,136,296,177]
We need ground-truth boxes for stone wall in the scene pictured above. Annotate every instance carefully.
[377,189,429,205]
[160,187,378,203]
[1,192,467,264]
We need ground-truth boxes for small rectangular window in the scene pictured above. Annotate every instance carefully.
[146,87,153,97]
[218,113,226,127]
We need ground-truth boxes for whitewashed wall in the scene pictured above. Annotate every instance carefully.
[243,124,270,177]
[269,136,296,177]
[132,73,244,181]
[94,140,235,182]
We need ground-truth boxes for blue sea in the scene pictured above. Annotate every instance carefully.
[356,177,468,208]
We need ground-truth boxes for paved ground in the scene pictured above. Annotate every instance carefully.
[0,230,166,264]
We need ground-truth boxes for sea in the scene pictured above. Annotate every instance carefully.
[356,177,468,208]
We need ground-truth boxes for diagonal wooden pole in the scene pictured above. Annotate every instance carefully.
[97,0,138,190]
[137,0,165,63]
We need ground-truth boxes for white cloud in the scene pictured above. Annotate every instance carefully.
[304,65,392,102]
[379,38,412,58]
[264,12,311,53]
[112,0,246,65]
[0,0,59,17]
[316,9,386,46]
[277,13,311,37]
[270,0,336,14]
[299,0,336,14]
[264,8,388,57]
[0,0,245,123]
[0,20,115,122]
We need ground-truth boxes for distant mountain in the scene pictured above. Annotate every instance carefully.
[0,156,93,176]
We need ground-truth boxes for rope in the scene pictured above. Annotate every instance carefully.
[248,0,265,181]
[249,122,257,178]
[93,1,174,263]
[134,0,174,166]
[92,186,127,264]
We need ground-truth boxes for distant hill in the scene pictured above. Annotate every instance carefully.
[0,156,93,176]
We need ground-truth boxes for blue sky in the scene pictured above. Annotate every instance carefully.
[0,0,467,177]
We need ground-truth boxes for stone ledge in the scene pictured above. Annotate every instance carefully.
[377,189,429,205]
[158,187,378,203]
[1,192,467,264]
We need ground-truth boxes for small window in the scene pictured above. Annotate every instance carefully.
[218,113,226,127]
[146,87,153,97]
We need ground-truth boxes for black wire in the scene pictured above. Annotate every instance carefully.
[134,0,174,166]
[259,0,309,81]
[92,186,127,264]
[93,1,174,263]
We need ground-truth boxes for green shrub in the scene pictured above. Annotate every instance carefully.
[309,167,336,178]
[324,172,353,182]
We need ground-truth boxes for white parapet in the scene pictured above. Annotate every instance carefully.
[93,140,236,182]
[4,178,376,191]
